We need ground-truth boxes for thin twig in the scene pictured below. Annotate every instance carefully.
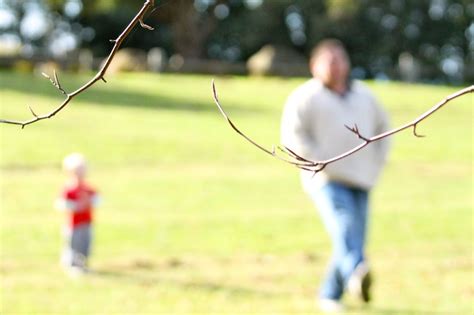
[212,80,317,168]
[212,80,473,174]
[42,70,67,95]
[0,0,155,128]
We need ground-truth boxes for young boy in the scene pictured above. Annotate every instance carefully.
[55,153,99,274]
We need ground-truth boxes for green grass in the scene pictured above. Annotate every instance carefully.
[1,70,472,314]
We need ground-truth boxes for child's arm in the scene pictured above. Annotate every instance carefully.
[54,197,79,212]
[91,193,101,208]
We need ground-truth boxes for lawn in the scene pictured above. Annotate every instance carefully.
[0,70,472,314]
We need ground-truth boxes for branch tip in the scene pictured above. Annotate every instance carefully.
[345,124,369,141]
[344,124,359,134]
[54,70,67,95]
[413,124,425,138]
[28,105,38,118]
[211,79,217,94]
[139,18,154,30]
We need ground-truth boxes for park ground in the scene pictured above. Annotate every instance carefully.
[0,71,472,314]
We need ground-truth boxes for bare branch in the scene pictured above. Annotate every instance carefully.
[212,80,317,169]
[212,80,473,174]
[0,0,155,128]
[42,70,67,95]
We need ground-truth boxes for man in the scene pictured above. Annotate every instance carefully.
[281,39,391,312]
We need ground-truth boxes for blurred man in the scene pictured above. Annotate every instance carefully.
[281,39,391,312]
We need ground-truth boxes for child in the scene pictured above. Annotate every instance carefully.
[55,153,99,274]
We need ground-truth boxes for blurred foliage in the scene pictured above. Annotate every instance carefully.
[3,0,473,82]
[77,0,472,81]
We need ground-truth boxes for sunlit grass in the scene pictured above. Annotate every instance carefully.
[1,71,472,314]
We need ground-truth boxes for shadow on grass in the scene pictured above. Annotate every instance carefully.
[91,269,280,298]
[1,71,264,115]
[89,269,459,314]
[362,307,462,314]
[87,255,293,298]
[75,85,234,113]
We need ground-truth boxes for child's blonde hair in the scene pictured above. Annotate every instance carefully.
[62,153,86,172]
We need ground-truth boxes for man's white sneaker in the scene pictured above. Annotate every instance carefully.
[347,262,372,302]
[318,298,345,313]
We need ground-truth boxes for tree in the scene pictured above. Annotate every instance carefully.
[2,0,473,82]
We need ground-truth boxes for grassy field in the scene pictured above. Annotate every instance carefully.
[0,70,472,314]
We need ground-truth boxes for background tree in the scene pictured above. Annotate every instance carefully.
[1,0,472,82]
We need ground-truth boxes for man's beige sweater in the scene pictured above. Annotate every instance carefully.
[281,79,391,191]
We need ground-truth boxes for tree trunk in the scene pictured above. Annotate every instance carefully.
[155,0,217,58]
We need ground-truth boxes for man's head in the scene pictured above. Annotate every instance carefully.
[309,39,351,92]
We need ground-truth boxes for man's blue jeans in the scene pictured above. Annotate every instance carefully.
[308,181,369,300]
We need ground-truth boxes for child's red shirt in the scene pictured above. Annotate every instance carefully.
[61,182,97,228]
